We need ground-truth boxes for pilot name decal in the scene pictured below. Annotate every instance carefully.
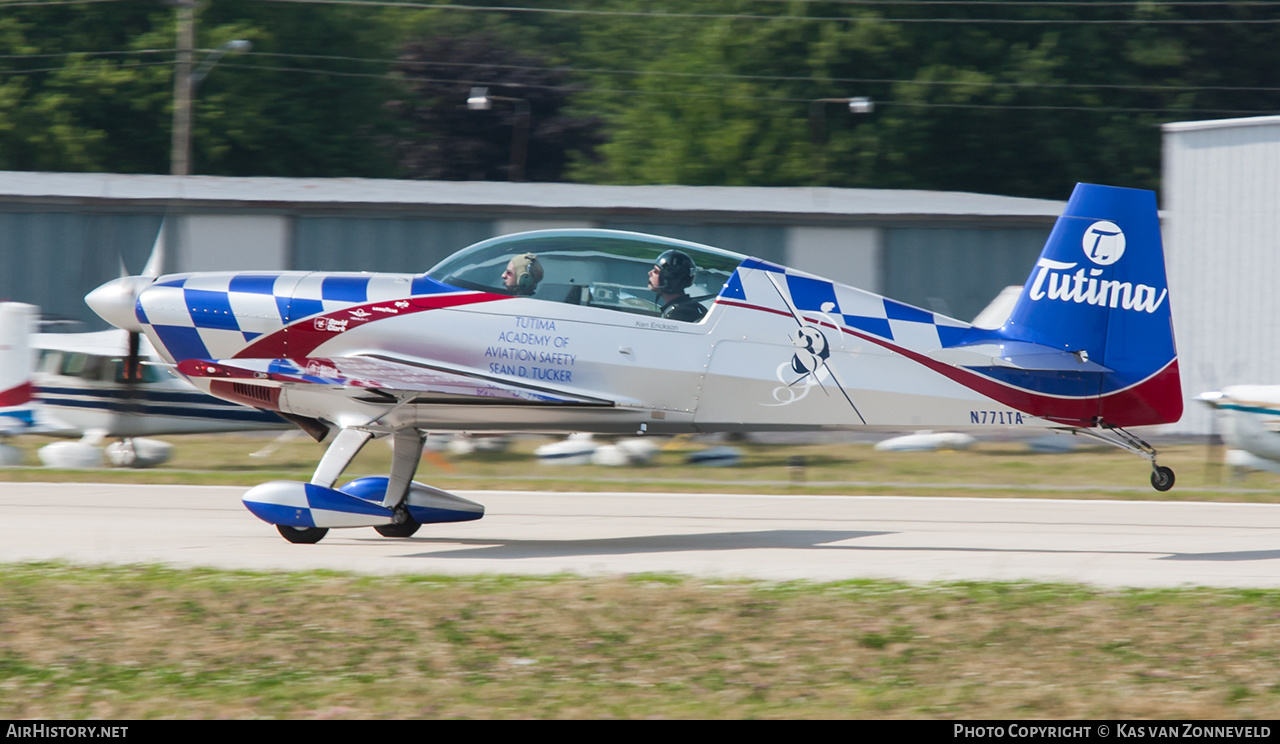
[634,319,678,331]
[489,316,574,382]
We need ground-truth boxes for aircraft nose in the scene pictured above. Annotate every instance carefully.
[85,276,151,333]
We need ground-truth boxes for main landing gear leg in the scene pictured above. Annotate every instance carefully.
[1072,424,1175,492]
[373,429,424,538]
[311,427,374,489]
[276,427,375,544]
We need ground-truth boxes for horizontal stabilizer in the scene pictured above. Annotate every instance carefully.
[929,340,1112,373]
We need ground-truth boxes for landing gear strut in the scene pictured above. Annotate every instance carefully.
[289,425,427,542]
[1072,424,1176,492]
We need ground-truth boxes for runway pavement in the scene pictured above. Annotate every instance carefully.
[3,482,1280,587]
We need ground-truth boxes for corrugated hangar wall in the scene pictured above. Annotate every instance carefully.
[0,212,162,325]
[0,173,1061,334]
[1163,116,1280,434]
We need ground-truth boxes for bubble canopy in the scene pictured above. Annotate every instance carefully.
[426,229,748,321]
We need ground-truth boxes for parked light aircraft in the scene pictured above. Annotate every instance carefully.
[0,303,37,439]
[87,183,1183,543]
[2,221,291,467]
[0,304,289,467]
[1197,387,1280,475]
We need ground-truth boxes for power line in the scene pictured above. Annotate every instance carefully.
[251,0,1280,25]
[208,61,1280,117]
[0,0,139,6]
[6,49,1278,101]
[0,49,175,60]
[0,60,173,75]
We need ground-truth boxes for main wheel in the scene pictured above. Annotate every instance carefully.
[277,525,329,544]
[374,519,421,538]
[1150,465,1175,492]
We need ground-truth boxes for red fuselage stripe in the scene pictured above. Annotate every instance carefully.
[231,291,510,360]
[721,299,1180,427]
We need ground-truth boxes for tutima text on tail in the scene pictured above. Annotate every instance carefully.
[86,182,1183,543]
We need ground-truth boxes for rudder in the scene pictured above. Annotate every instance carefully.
[977,184,1181,426]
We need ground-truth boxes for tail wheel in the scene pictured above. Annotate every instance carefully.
[277,525,329,544]
[1150,466,1175,492]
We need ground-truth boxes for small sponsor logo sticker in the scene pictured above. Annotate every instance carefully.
[313,317,348,333]
[1082,220,1125,265]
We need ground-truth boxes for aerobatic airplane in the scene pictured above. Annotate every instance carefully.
[87,183,1183,543]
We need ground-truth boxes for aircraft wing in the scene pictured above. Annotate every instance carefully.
[174,355,615,407]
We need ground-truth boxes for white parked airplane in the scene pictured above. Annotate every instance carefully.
[87,183,1184,542]
[0,303,37,441]
[0,304,291,466]
[1197,387,1280,475]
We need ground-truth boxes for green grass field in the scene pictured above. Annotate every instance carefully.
[2,433,1279,719]
[3,565,1280,719]
[2,432,1279,500]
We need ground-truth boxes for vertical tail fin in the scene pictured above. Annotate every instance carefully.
[968,184,1182,426]
[0,302,36,417]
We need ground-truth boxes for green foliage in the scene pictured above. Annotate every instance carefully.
[0,0,1278,196]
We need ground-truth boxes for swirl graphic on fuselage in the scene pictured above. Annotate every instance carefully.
[766,324,832,406]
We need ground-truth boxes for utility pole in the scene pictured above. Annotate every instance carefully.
[170,1,195,176]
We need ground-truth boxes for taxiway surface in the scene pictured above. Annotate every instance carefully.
[4,483,1280,587]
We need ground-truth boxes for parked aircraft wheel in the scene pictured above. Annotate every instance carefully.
[277,525,329,544]
[1150,466,1175,492]
[374,518,421,538]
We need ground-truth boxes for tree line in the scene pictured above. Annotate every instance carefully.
[1,0,1277,199]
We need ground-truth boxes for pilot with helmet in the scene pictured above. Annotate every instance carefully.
[648,250,706,323]
[501,253,543,296]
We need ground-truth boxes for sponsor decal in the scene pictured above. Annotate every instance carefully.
[1082,220,1125,265]
[1027,258,1166,313]
[313,317,349,333]
[349,308,372,320]
[304,360,339,377]
[372,306,399,314]
[488,316,575,383]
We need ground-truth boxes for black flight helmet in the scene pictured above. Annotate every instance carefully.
[654,250,696,294]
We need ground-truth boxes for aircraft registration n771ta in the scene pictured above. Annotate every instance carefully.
[88,183,1183,543]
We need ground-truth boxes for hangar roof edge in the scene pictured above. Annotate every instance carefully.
[1163,115,1280,133]
[0,171,1064,219]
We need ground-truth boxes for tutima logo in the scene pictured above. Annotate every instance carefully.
[1025,219,1165,314]
[1082,220,1125,265]
[1028,258,1166,313]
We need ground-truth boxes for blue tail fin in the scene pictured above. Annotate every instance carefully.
[964,183,1182,426]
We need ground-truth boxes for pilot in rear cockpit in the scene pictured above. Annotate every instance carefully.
[501,253,543,297]
[648,250,707,322]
